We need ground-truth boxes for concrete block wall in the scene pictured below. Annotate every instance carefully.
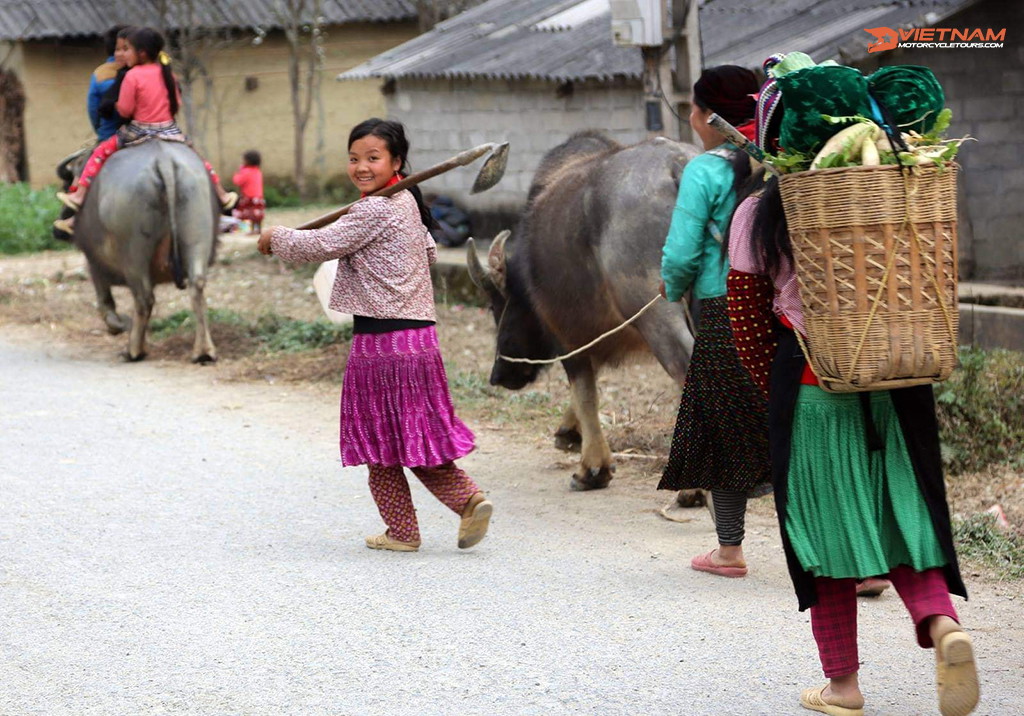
[385,76,649,234]
[857,0,1024,283]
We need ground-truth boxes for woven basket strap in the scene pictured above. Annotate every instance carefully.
[843,166,957,386]
[904,169,958,348]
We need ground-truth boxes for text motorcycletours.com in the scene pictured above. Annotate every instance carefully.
[865,27,1006,53]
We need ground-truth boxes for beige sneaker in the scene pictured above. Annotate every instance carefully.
[365,532,420,552]
[458,492,493,549]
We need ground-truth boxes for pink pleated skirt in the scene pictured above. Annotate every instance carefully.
[339,325,476,468]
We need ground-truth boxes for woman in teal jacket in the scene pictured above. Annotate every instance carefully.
[659,65,770,578]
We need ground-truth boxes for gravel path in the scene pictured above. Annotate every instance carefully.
[1,333,1021,716]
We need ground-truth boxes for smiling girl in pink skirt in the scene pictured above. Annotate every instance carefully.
[258,118,492,552]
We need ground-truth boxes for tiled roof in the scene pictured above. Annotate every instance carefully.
[339,0,980,83]
[0,0,416,41]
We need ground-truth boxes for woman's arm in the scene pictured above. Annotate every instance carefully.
[726,270,778,398]
[661,158,713,302]
[266,197,392,263]
[724,196,777,397]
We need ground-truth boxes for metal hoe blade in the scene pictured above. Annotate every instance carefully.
[470,141,510,194]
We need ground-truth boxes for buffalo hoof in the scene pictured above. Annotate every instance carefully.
[104,313,129,335]
[674,489,706,508]
[121,350,147,363]
[192,353,217,365]
[553,427,582,452]
[569,466,614,491]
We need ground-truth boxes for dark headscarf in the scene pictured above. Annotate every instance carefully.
[693,65,760,127]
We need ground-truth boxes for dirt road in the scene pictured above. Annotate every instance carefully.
[1,325,1022,715]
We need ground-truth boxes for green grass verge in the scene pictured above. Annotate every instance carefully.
[150,308,353,352]
[953,513,1024,579]
[936,347,1024,475]
[0,183,72,255]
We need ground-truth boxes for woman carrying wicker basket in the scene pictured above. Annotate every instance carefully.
[729,62,979,716]
[658,65,772,579]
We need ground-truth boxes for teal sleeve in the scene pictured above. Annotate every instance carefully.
[661,159,712,303]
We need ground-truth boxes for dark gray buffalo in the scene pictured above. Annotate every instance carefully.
[56,140,219,362]
[468,131,699,490]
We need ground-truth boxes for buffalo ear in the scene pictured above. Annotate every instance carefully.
[487,230,510,295]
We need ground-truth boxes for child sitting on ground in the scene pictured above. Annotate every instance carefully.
[232,150,265,235]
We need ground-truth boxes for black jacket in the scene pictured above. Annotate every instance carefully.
[769,328,966,611]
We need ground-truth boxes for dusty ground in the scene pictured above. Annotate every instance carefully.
[1,228,1021,540]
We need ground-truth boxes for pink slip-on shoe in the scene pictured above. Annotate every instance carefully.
[690,549,748,578]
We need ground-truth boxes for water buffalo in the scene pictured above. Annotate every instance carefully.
[55,140,219,362]
[468,131,699,490]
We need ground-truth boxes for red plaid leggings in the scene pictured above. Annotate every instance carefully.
[367,462,480,542]
[77,135,219,189]
[811,566,959,677]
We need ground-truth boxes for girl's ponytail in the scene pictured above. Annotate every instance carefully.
[405,183,435,232]
[160,61,179,117]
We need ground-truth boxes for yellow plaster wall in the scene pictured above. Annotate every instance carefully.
[19,40,103,186]
[15,22,416,189]
[187,23,417,187]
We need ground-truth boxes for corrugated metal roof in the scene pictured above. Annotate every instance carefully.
[339,0,980,84]
[340,0,643,83]
[701,0,980,68]
[0,0,417,41]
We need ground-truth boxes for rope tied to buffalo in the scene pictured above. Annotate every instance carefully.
[497,294,669,365]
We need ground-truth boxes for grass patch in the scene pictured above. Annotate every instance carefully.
[449,370,560,424]
[936,347,1024,475]
[150,309,352,352]
[953,513,1024,579]
[0,183,71,255]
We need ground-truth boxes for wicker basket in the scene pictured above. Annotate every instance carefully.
[779,162,960,392]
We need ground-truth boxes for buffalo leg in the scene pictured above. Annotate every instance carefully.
[632,300,694,385]
[125,277,154,361]
[189,274,217,364]
[562,357,613,491]
[86,260,128,335]
[553,403,582,452]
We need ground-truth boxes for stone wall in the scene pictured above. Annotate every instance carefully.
[381,76,651,237]
[856,0,1024,282]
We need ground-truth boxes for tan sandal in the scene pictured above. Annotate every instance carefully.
[936,630,979,716]
[799,685,864,716]
[56,191,83,212]
[458,492,493,549]
[365,532,420,552]
[53,218,75,236]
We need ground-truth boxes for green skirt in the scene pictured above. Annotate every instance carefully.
[785,385,948,579]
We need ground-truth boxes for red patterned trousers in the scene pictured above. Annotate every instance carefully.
[811,566,959,678]
[367,462,480,542]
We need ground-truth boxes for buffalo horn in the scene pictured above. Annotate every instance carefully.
[466,237,492,290]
